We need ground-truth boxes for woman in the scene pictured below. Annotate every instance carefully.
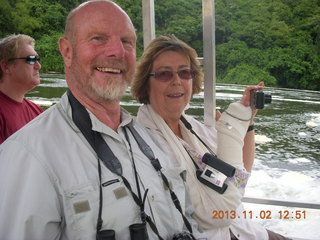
[132,35,290,240]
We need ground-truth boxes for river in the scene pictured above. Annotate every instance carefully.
[28,73,320,239]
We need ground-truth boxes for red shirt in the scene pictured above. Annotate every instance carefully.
[0,91,43,144]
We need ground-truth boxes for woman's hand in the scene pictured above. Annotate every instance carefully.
[215,82,265,122]
[215,109,222,121]
[239,81,265,107]
[239,82,265,124]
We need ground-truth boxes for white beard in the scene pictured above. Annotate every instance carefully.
[90,77,128,102]
[69,50,131,103]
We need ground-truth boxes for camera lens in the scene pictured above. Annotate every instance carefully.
[265,94,272,104]
[250,89,272,109]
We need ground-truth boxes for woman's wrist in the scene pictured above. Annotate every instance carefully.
[247,124,255,132]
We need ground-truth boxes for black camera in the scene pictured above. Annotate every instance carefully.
[250,90,272,109]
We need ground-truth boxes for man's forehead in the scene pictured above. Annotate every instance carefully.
[18,43,35,54]
[74,16,135,40]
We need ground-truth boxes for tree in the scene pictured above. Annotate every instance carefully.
[223,64,277,86]
[37,32,64,72]
[154,0,202,54]
[0,0,16,36]
[11,0,41,35]
[0,0,318,90]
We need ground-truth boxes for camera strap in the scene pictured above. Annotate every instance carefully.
[67,91,163,240]
[122,127,164,240]
[180,116,235,194]
[127,125,195,238]
[180,116,217,156]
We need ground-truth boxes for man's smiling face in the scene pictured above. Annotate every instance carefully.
[66,1,137,102]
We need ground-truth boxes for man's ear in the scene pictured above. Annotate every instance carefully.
[59,37,72,68]
[0,60,12,75]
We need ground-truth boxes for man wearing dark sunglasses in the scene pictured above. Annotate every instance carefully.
[0,34,43,144]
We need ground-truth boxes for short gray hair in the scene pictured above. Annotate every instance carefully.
[0,34,35,79]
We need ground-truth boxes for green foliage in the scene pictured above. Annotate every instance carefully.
[154,0,203,54]
[0,0,318,90]
[35,2,66,38]
[11,0,41,35]
[36,32,64,72]
[0,0,16,36]
[53,0,83,11]
[215,0,319,90]
[222,64,277,86]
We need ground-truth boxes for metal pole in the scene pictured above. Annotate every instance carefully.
[202,0,216,126]
[142,0,155,49]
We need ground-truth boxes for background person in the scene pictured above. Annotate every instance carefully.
[132,35,291,240]
[0,2,204,240]
[0,34,43,144]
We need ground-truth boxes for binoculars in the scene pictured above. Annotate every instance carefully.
[96,223,195,240]
[96,222,148,240]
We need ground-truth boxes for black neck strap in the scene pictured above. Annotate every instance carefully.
[127,126,195,237]
[180,115,217,156]
[67,91,123,175]
[67,91,163,240]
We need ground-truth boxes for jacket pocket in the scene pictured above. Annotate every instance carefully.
[63,177,140,240]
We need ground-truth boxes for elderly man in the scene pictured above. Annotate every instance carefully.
[0,1,202,240]
[0,34,43,143]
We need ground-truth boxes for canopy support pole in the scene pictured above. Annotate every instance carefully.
[202,0,216,126]
[142,0,155,49]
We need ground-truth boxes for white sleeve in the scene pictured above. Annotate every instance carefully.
[216,102,252,168]
[0,140,62,240]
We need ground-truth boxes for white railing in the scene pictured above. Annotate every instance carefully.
[242,197,320,240]
[243,197,320,209]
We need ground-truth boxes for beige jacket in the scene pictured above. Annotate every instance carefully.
[137,103,268,240]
